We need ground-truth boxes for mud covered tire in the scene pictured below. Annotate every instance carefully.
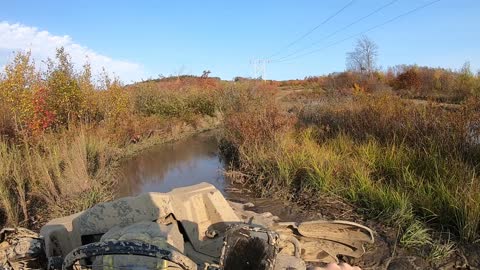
[62,240,197,270]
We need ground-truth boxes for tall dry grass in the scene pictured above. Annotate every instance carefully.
[222,93,480,246]
[0,129,115,227]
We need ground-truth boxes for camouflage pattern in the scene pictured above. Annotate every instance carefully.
[0,227,45,270]
[40,183,242,261]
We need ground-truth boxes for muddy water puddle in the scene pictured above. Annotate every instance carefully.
[117,130,304,222]
[118,131,225,196]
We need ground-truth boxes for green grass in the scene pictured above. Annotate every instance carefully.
[400,220,432,248]
[222,94,480,246]
[427,239,455,261]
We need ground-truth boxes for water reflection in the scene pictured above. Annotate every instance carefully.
[118,131,225,196]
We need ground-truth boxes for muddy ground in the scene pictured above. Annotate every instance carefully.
[225,184,480,270]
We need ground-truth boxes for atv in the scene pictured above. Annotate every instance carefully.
[0,183,374,269]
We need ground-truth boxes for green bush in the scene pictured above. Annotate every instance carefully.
[133,86,217,118]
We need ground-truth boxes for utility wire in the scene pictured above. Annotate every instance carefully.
[271,0,442,63]
[267,0,355,59]
[270,0,399,62]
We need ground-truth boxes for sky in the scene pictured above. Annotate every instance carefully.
[0,0,478,83]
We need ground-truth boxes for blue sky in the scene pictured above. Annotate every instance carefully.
[0,0,478,82]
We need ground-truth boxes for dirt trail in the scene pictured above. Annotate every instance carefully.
[275,88,305,101]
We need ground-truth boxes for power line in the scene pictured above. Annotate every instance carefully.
[270,0,399,62]
[271,0,442,63]
[267,0,355,59]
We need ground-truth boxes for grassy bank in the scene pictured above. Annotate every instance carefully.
[222,92,480,260]
[0,116,221,228]
[0,49,247,229]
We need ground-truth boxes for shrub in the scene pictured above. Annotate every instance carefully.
[0,51,39,136]
[28,88,56,135]
[299,94,470,160]
[44,48,85,126]
[131,80,219,118]
[394,67,421,92]
[223,100,295,146]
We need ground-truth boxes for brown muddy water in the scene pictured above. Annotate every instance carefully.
[118,131,225,196]
[117,130,306,221]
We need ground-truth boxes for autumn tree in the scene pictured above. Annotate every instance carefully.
[45,47,84,125]
[346,36,379,74]
[0,51,41,133]
[395,67,421,91]
[456,61,476,95]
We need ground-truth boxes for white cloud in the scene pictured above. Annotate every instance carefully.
[0,21,145,83]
